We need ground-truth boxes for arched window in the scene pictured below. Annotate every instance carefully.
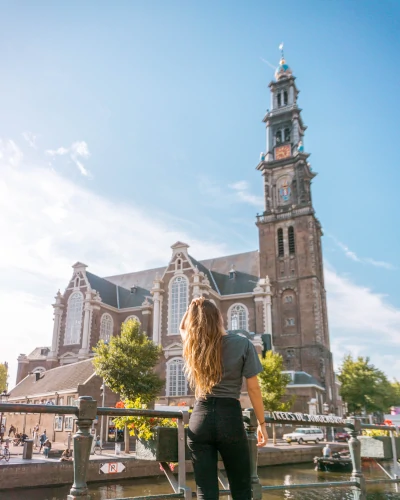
[100,313,113,343]
[169,276,188,334]
[284,128,291,142]
[64,292,83,345]
[124,315,140,324]
[283,90,288,105]
[167,358,187,397]
[277,93,282,107]
[277,228,284,257]
[288,226,296,254]
[276,130,282,145]
[230,304,248,331]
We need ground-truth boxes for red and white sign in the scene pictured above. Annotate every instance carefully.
[100,462,126,474]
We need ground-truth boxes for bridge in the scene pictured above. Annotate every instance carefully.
[0,397,399,500]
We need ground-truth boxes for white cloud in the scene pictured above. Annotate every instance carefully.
[324,263,400,379]
[0,139,23,167]
[228,180,264,207]
[329,234,395,270]
[46,140,91,177]
[0,139,227,388]
[22,131,37,149]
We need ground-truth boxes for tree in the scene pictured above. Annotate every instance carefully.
[92,319,164,403]
[0,362,8,392]
[258,351,295,444]
[389,380,400,407]
[338,355,393,415]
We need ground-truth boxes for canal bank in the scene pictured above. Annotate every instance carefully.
[0,443,348,491]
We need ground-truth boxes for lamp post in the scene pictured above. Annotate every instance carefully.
[323,402,330,442]
[0,390,10,441]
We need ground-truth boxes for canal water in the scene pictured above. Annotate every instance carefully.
[2,463,399,500]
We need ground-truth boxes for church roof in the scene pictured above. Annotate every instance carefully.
[287,371,325,389]
[105,250,260,301]
[9,359,96,399]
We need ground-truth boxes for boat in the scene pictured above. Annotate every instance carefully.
[314,452,353,472]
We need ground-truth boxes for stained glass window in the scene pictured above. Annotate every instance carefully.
[170,276,188,334]
[100,313,113,343]
[230,304,247,331]
[167,358,187,397]
[64,292,83,345]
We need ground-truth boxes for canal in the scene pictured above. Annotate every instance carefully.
[1,463,399,500]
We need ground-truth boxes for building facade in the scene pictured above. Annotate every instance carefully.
[13,51,337,415]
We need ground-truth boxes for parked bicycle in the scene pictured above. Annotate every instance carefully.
[0,442,10,462]
[93,435,102,455]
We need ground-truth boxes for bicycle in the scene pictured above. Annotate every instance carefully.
[0,443,10,462]
[93,435,102,455]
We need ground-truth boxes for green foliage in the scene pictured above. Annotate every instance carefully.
[258,351,295,412]
[92,319,164,402]
[0,363,8,392]
[390,380,400,407]
[113,397,177,440]
[338,355,394,414]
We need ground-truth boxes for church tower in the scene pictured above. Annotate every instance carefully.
[256,47,336,409]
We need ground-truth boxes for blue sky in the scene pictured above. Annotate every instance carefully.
[1,0,400,386]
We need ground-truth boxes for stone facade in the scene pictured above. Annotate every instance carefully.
[14,53,338,415]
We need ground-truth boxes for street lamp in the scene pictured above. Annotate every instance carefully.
[323,402,329,442]
[0,390,10,441]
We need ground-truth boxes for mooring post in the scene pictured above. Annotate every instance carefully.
[67,396,97,500]
[243,408,262,500]
[346,418,367,500]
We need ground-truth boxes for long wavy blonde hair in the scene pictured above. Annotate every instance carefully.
[180,297,224,399]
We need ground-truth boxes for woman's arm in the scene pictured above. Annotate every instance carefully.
[179,310,189,339]
[246,376,268,447]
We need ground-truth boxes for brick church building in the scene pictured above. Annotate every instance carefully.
[12,50,338,416]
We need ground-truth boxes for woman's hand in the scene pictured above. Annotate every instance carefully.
[257,423,268,447]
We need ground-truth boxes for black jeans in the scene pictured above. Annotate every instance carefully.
[188,397,251,500]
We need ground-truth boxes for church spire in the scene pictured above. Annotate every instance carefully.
[275,43,293,81]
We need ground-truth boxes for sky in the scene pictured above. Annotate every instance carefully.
[1,0,400,388]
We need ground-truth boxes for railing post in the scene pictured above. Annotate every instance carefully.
[391,427,399,493]
[177,410,191,500]
[243,408,262,500]
[346,419,367,500]
[67,396,97,500]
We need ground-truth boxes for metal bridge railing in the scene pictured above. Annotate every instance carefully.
[0,398,399,500]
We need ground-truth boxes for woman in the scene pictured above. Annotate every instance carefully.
[180,297,268,500]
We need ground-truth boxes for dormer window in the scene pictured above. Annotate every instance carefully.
[283,90,288,105]
[277,93,282,107]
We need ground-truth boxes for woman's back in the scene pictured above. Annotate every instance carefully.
[210,334,262,399]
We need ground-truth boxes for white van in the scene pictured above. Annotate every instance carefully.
[283,427,324,444]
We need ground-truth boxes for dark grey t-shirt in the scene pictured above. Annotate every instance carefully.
[209,334,263,399]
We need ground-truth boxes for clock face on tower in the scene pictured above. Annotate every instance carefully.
[275,144,291,160]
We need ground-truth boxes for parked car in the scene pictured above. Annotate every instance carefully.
[283,428,324,444]
[334,431,350,442]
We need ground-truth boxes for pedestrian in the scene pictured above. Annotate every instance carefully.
[60,449,72,462]
[322,444,332,458]
[180,298,268,500]
[43,438,52,458]
[8,424,16,437]
[32,423,39,449]
[39,430,47,452]
[0,424,5,443]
